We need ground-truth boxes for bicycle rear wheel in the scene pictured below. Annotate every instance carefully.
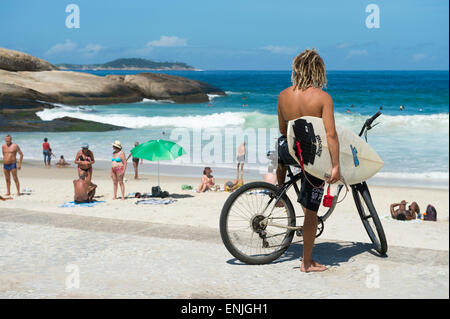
[220,182,296,265]
[352,182,388,255]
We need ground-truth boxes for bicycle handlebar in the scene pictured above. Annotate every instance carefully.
[359,111,382,137]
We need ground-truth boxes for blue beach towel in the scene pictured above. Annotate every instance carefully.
[60,201,105,208]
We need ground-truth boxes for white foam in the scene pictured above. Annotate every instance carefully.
[207,94,223,101]
[36,109,246,129]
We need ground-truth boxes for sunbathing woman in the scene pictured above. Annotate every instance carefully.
[111,141,127,200]
[197,167,215,192]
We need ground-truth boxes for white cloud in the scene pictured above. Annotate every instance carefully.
[46,39,77,55]
[412,53,427,62]
[336,43,352,49]
[78,44,104,56]
[261,45,296,54]
[146,35,187,47]
[347,49,368,58]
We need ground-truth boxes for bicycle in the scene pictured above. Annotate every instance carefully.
[220,111,387,265]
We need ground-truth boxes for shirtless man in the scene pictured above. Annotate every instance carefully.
[276,49,340,272]
[73,172,97,203]
[74,143,95,182]
[2,135,23,196]
[236,142,246,181]
[390,200,420,221]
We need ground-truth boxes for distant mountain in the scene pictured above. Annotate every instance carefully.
[56,58,196,70]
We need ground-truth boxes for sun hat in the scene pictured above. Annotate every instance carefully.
[81,142,89,149]
[112,140,122,149]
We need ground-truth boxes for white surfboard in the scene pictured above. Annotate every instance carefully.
[287,116,383,185]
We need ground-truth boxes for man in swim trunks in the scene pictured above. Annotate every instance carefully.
[390,200,420,221]
[74,143,95,182]
[73,172,97,203]
[276,49,340,273]
[2,135,23,197]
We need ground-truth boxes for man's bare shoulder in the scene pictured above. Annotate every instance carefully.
[314,89,332,103]
[278,86,294,99]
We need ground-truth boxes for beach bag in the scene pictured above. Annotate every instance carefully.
[152,186,162,197]
[424,204,437,221]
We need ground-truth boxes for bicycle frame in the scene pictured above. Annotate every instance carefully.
[262,111,382,231]
[261,166,344,231]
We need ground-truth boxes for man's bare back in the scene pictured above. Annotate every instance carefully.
[277,86,333,135]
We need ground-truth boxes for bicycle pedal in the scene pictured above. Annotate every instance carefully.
[296,229,302,237]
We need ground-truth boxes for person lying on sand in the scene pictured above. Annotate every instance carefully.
[224,178,243,192]
[73,172,97,204]
[390,200,420,221]
[197,167,215,192]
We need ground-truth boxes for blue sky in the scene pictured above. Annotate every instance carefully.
[1,0,448,70]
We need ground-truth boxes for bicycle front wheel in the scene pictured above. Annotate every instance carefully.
[220,182,296,265]
[352,182,388,255]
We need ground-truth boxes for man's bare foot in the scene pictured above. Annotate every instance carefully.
[300,260,327,273]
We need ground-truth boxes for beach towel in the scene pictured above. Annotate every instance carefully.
[135,199,175,205]
[382,215,422,223]
[60,201,105,208]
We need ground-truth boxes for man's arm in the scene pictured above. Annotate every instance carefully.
[17,145,23,169]
[276,97,287,185]
[321,93,340,184]
[390,203,398,218]
[277,101,287,136]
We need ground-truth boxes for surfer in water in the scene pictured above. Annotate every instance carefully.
[276,48,341,272]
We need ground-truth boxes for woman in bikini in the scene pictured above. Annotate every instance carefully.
[197,167,215,192]
[74,143,95,182]
[111,140,127,200]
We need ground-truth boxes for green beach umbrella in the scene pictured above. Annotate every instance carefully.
[130,139,186,186]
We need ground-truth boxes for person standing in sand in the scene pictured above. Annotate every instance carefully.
[74,143,95,182]
[127,141,143,179]
[2,135,23,197]
[111,141,127,200]
[236,142,246,182]
[276,49,341,273]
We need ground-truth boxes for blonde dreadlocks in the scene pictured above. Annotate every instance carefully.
[291,48,327,91]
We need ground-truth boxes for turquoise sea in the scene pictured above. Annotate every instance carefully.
[7,70,450,188]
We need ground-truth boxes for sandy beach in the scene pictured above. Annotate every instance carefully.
[1,162,448,250]
[0,161,449,298]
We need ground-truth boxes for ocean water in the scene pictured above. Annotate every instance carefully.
[4,70,449,188]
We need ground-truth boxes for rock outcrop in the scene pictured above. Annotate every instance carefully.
[0,47,226,131]
[106,73,225,103]
[0,48,58,72]
[0,107,126,132]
